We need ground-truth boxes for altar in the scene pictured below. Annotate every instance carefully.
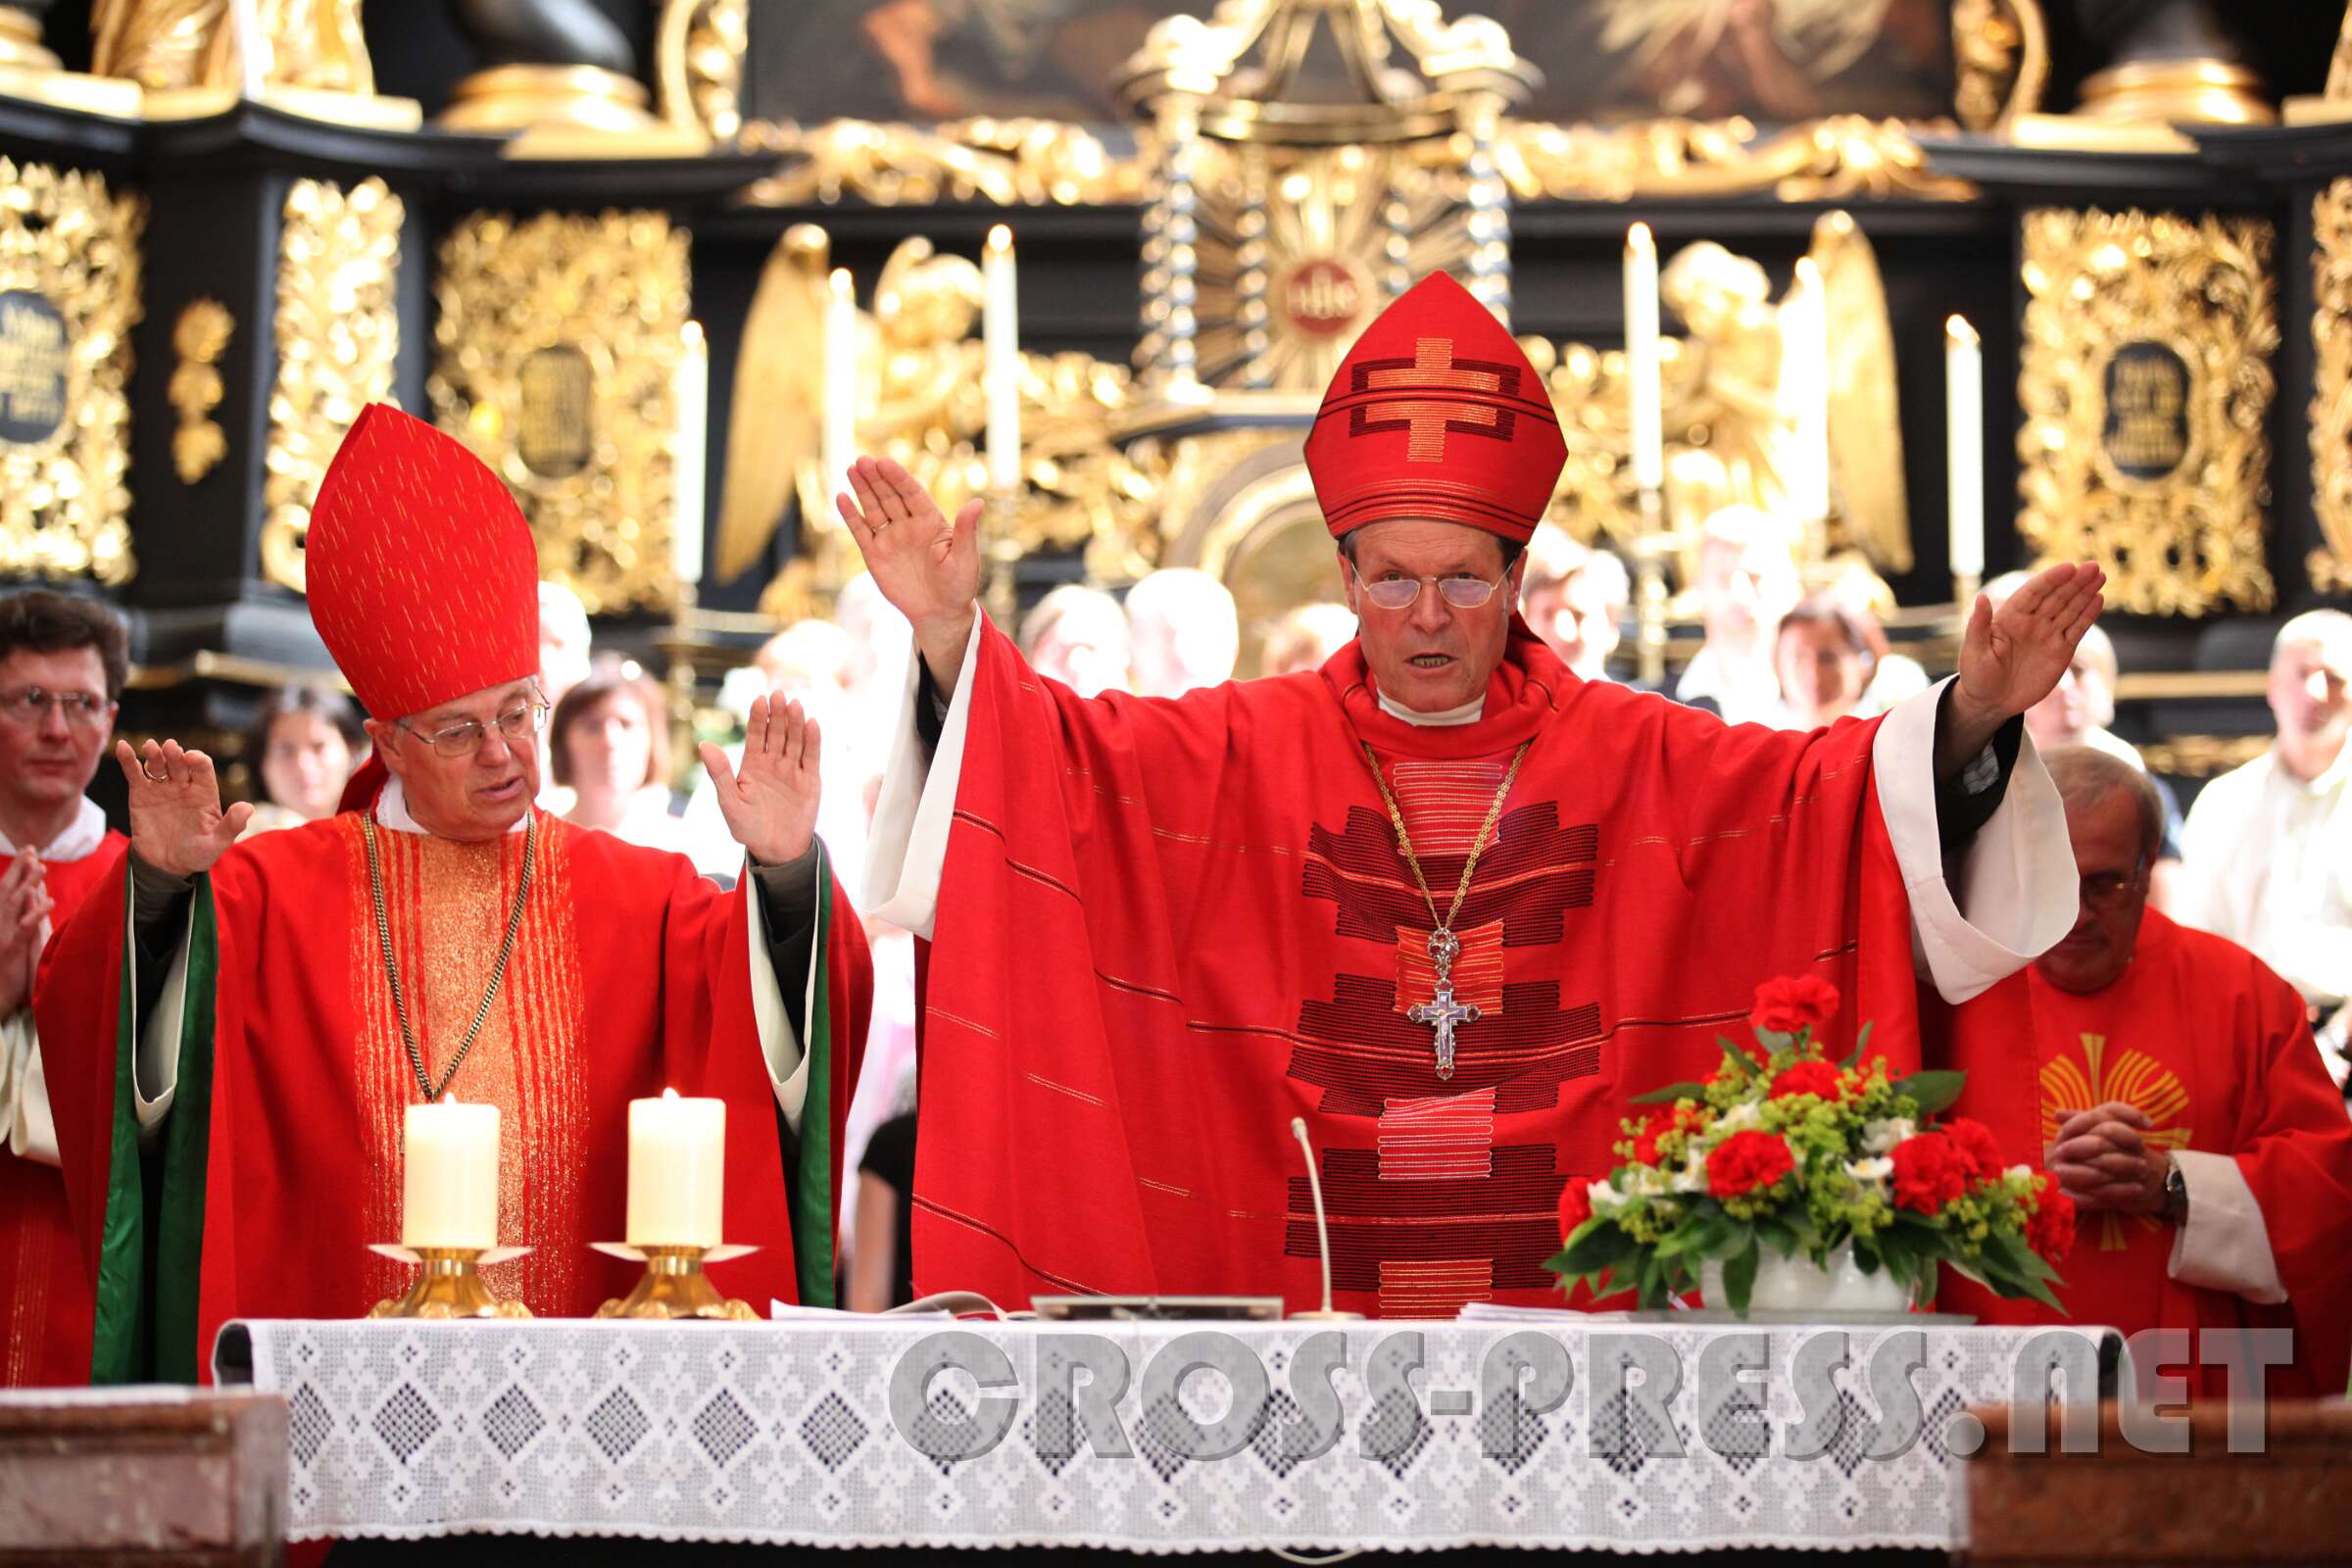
[210,1316,2112,1556]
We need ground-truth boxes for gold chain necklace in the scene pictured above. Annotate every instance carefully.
[361,809,537,1103]
[1357,738,1532,1080]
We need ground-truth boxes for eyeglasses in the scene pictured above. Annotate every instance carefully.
[1349,562,1503,612]
[2079,870,2144,906]
[399,695,550,759]
[0,686,114,729]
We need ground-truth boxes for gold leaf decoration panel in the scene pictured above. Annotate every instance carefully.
[261,174,404,595]
[2016,207,2277,617]
[170,296,232,484]
[428,210,690,616]
[2311,177,2352,593]
[0,159,143,586]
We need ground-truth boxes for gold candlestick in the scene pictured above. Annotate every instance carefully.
[593,1243,760,1321]
[366,1245,532,1319]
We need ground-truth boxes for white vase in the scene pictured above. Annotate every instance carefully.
[1697,1241,1912,1315]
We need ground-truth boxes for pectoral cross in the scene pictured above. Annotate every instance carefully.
[1406,927,1480,1080]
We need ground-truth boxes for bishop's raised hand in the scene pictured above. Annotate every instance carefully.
[700,694,821,868]
[836,455,984,690]
[116,738,253,880]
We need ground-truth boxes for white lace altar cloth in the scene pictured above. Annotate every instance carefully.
[214,1317,2106,1551]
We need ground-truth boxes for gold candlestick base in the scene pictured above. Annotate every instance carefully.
[366,1245,533,1320]
[593,1243,760,1321]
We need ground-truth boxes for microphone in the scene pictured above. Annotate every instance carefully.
[1289,1117,1361,1321]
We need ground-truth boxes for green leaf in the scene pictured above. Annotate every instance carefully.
[1754,1215,1797,1257]
[1630,1081,1712,1106]
[1839,1020,1875,1071]
[1718,1036,1758,1082]
[1722,1234,1760,1313]
[1890,1070,1967,1116]
[1657,1213,1734,1260]
[1560,1222,1635,1274]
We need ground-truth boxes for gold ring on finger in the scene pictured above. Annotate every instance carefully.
[139,760,167,783]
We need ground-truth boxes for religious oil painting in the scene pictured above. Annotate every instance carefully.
[746,0,1961,128]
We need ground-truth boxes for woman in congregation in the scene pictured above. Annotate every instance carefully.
[237,687,366,837]
[552,662,692,855]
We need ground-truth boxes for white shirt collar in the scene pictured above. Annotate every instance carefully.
[375,776,529,837]
[0,797,108,862]
[1376,688,1486,727]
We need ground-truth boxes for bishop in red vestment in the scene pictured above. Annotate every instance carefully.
[0,590,129,1386]
[35,407,870,1384]
[837,272,2106,1318]
[1940,747,2352,1398]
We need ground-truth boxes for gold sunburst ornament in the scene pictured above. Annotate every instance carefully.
[2038,1032,2191,1252]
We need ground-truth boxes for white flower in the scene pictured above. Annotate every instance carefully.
[1588,1179,1627,1217]
[1671,1152,1711,1195]
[1716,1101,1763,1133]
[1843,1155,1893,1191]
[1627,1164,1670,1198]
[2005,1163,2034,1183]
[1862,1117,1915,1155]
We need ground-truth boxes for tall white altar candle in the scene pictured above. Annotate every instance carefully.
[984,223,1020,494]
[1624,222,1662,495]
[1788,257,1831,523]
[823,268,857,507]
[402,1097,499,1250]
[672,320,708,589]
[1946,315,1985,583]
[626,1089,726,1248]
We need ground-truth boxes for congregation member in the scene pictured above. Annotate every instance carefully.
[238,687,366,838]
[0,591,126,1386]
[536,581,592,710]
[1261,603,1358,678]
[1017,583,1131,699]
[1519,526,1629,683]
[845,272,2098,1316]
[1767,596,1876,730]
[1671,504,1803,722]
[2176,611,2352,1072]
[1125,566,1240,698]
[35,407,872,1384]
[553,662,690,856]
[1940,747,2352,1398]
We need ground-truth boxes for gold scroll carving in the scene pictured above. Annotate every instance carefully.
[0,159,143,585]
[428,210,691,616]
[260,175,403,594]
[2017,208,2277,616]
[170,298,231,484]
[2311,178,2352,596]
[90,0,374,94]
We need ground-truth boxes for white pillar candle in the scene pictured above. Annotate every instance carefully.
[401,1098,499,1250]
[1624,222,1662,496]
[1946,315,1985,583]
[229,0,267,100]
[672,320,708,589]
[984,223,1021,494]
[626,1089,726,1249]
[822,269,857,507]
[1788,257,1832,523]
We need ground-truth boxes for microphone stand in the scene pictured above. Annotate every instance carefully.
[1289,1118,1362,1322]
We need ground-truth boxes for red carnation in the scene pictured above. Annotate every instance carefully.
[1558,1179,1594,1240]
[1943,1117,2005,1184]
[1750,974,1840,1038]
[1632,1103,1700,1165]
[2028,1175,2077,1265]
[1888,1133,1969,1215]
[1769,1061,1845,1102]
[1706,1130,1795,1199]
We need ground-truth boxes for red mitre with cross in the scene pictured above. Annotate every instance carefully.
[307,404,541,722]
[1303,271,1565,544]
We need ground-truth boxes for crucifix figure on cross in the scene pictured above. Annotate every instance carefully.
[1407,925,1480,1080]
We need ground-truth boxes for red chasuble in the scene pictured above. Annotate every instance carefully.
[35,813,868,1384]
[1,830,122,1386]
[908,616,2032,1316]
[1936,910,2352,1399]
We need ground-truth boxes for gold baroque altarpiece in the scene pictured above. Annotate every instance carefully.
[2309,178,2352,597]
[0,159,143,586]
[261,175,403,595]
[2016,207,2277,616]
[428,210,691,616]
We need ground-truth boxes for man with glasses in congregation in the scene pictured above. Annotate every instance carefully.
[34,408,870,1385]
[846,273,2108,1317]
[0,591,126,1385]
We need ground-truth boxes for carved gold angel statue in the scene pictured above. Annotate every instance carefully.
[91,0,373,94]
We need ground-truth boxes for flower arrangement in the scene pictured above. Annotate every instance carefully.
[1548,975,2075,1314]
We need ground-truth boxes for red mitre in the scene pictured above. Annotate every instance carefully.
[307,404,540,722]
[1303,271,1565,544]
